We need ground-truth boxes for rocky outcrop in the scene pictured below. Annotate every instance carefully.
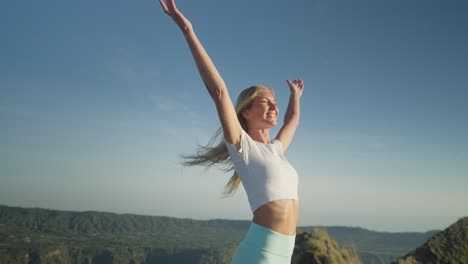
[293,228,362,264]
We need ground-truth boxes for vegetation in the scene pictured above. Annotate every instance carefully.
[0,205,245,263]
[292,227,362,264]
[317,226,438,263]
[1,205,460,264]
[392,217,468,264]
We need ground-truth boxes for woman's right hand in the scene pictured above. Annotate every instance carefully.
[159,0,193,34]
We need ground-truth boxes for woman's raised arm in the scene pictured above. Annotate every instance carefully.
[159,0,242,146]
[275,79,304,152]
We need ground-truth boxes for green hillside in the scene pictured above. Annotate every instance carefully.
[0,205,246,263]
[0,205,446,263]
[392,217,468,264]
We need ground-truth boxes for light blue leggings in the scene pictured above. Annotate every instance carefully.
[232,223,296,264]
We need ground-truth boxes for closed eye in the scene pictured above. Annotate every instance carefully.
[257,97,277,106]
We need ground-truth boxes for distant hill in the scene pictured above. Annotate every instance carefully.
[0,205,442,264]
[0,204,247,263]
[392,217,468,264]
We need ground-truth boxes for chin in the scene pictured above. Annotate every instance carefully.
[257,119,277,129]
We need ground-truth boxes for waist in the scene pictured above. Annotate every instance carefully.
[252,199,299,236]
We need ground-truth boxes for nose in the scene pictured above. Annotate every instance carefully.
[268,103,278,112]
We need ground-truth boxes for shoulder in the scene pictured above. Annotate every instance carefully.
[272,139,284,154]
[225,129,254,154]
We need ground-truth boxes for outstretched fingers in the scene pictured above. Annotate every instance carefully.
[292,79,304,88]
[167,0,177,11]
[286,79,304,95]
[287,79,303,87]
[159,0,180,16]
[295,79,304,89]
[159,0,170,15]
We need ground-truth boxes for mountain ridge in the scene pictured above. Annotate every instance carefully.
[0,204,439,234]
[0,204,445,264]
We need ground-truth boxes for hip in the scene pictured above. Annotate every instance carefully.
[232,222,296,264]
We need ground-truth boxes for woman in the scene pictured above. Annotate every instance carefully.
[159,1,304,263]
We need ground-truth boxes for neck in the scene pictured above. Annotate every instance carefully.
[248,128,271,144]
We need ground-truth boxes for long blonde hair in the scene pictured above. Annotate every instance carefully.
[182,85,273,196]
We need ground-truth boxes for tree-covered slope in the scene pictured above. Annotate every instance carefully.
[0,205,448,264]
[392,217,468,264]
[0,205,246,263]
[0,205,250,236]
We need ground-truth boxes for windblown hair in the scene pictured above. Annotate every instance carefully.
[182,84,273,196]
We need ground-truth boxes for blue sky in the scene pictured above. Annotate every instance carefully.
[1,0,467,232]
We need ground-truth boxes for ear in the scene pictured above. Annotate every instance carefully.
[241,109,251,120]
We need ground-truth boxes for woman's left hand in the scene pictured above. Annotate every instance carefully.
[159,0,193,34]
[286,79,304,97]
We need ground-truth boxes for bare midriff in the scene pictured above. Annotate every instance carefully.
[252,199,299,236]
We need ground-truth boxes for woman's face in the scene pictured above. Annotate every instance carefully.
[243,89,279,129]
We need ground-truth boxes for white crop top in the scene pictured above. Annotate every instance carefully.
[224,130,299,212]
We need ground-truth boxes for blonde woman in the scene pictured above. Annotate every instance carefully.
[159,1,304,263]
